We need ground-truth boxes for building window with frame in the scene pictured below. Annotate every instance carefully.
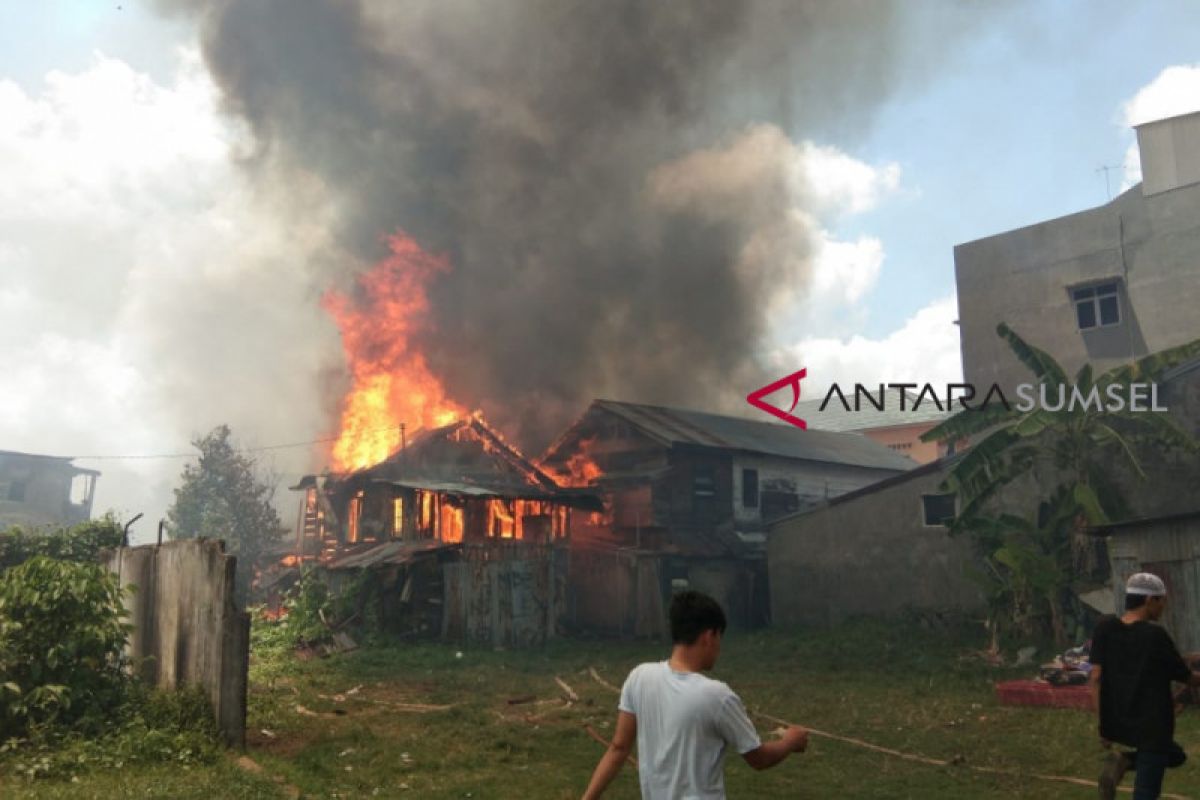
[1071,281,1120,330]
[921,493,957,527]
[742,468,759,508]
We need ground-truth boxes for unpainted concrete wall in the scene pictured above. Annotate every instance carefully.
[768,464,983,628]
[104,539,249,748]
[955,174,1200,396]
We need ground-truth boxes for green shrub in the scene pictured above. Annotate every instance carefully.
[0,516,125,570]
[0,556,131,737]
[0,685,220,781]
[284,565,334,644]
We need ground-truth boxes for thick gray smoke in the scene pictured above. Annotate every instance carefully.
[159,0,985,451]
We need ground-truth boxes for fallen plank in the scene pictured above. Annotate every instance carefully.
[555,676,580,703]
[589,667,621,695]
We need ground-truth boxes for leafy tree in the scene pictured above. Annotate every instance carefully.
[922,324,1200,643]
[167,425,285,601]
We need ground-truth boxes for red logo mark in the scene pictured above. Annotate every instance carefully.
[747,368,808,430]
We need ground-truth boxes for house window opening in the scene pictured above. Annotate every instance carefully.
[347,490,365,543]
[1072,282,1120,330]
[921,493,957,527]
[392,496,404,538]
[742,468,759,508]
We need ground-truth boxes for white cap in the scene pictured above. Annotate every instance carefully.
[1125,572,1167,597]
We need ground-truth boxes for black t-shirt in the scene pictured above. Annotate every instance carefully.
[1091,615,1191,751]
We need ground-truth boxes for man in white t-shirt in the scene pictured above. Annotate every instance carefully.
[582,591,808,799]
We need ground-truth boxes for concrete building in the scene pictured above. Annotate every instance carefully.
[955,110,1200,393]
[0,449,100,531]
[767,457,982,628]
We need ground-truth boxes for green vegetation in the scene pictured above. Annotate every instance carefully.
[0,519,229,784]
[0,556,131,738]
[167,424,287,602]
[922,324,1200,644]
[0,516,124,570]
[9,617,1200,798]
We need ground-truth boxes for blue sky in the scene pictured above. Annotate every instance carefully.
[1,1,1198,535]
[845,0,1200,339]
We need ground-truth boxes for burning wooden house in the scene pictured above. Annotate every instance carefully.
[288,415,601,646]
[539,400,918,635]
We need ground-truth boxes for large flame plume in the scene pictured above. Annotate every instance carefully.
[323,232,465,471]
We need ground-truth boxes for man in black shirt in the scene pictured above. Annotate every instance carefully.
[1091,572,1200,799]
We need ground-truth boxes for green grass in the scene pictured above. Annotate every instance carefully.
[6,619,1200,798]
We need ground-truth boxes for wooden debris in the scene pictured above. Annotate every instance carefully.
[555,676,580,703]
[589,667,621,695]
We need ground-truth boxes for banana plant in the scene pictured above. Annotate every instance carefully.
[922,324,1200,644]
[922,323,1200,532]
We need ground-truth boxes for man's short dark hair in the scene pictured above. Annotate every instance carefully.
[670,590,727,644]
[1126,593,1150,611]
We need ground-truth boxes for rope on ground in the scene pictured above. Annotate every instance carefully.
[753,710,1189,800]
[587,667,1187,799]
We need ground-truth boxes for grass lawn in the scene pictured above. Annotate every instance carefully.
[5,619,1200,799]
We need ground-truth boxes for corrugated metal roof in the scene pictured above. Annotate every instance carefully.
[792,387,955,433]
[324,539,457,571]
[594,400,916,472]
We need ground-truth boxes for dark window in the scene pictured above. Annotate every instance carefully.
[1072,282,1119,330]
[921,493,956,526]
[742,469,759,508]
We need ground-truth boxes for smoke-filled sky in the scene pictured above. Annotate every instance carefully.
[2,1,1199,542]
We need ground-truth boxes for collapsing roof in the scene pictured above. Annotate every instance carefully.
[576,399,916,471]
[320,415,603,511]
[323,538,456,571]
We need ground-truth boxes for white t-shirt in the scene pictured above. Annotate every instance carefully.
[618,661,762,799]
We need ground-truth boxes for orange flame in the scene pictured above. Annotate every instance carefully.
[323,232,466,471]
[555,436,601,487]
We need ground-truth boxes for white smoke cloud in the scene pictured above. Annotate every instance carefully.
[1120,64,1200,189]
[0,49,342,542]
[775,295,963,394]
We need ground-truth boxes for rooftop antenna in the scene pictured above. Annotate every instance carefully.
[1096,163,1121,201]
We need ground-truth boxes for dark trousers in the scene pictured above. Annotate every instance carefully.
[1129,742,1187,799]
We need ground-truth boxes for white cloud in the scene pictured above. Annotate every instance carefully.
[774,295,963,393]
[1119,64,1200,188]
[0,50,341,541]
